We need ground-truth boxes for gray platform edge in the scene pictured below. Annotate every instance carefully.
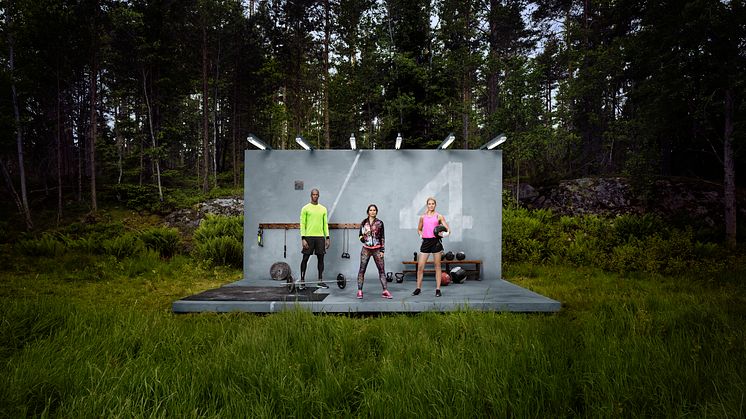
[172,278,561,314]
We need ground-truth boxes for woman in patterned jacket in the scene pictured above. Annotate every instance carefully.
[356,204,392,299]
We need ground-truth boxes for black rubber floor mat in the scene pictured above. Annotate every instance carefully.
[182,286,328,302]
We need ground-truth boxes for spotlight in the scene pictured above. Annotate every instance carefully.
[479,133,507,150]
[295,135,313,150]
[395,133,402,150]
[247,134,271,150]
[437,132,455,150]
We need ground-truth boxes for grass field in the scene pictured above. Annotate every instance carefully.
[2,255,744,417]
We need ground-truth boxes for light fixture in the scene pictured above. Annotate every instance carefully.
[479,133,507,150]
[247,134,271,150]
[349,133,356,150]
[437,132,455,150]
[295,135,313,150]
[395,133,402,149]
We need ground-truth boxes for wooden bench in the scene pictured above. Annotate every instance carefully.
[401,260,482,281]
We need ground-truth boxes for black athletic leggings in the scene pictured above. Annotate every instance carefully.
[300,253,324,280]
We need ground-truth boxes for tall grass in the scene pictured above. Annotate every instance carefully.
[1,263,745,417]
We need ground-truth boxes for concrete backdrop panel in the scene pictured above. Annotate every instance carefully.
[243,150,502,283]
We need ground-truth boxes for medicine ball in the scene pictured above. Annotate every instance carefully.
[449,266,467,284]
[445,251,455,261]
[456,251,466,261]
[433,225,448,237]
[441,272,451,286]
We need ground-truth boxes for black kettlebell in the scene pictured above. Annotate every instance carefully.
[413,252,418,261]
[456,251,466,260]
[445,251,455,261]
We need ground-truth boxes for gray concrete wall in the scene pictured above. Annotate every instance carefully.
[243,150,502,283]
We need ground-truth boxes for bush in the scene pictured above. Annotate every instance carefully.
[120,249,162,277]
[102,233,145,259]
[503,209,551,263]
[15,233,65,257]
[193,214,243,242]
[612,213,666,243]
[503,207,724,276]
[194,236,243,268]
[139,227,182,257]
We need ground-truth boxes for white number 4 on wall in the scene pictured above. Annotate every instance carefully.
[398,162,473,242]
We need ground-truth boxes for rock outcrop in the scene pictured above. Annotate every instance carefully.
[506,177,746,229]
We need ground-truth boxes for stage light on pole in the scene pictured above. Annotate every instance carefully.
[395,132,403,150]
[247,134,271,150]
[479,133,507,150]
[437,132,455,150]
[349,133,356,150]
[295,135,313,150]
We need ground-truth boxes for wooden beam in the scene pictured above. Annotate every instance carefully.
[259,223,359,229]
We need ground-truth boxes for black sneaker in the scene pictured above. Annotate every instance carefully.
[412,288,421,296]
[299,282,307,291]
[435,289,442,297]
[317,281,329,289]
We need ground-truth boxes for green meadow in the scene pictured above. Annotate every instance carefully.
[1,210,745,417]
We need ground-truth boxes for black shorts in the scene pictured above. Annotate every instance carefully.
[419,238,443,254]
[302,237,327,255]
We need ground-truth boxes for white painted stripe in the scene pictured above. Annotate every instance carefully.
[329,151,361,219]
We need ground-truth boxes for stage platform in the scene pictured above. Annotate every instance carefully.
[172,277,561,314]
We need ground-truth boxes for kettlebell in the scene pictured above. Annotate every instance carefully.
[445,251,455,261]
[456,251,466,260]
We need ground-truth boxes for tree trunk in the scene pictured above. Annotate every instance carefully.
[201,22,210,193]
[9,33,33,230]
[323,0,331,149]
[486,0,499,118]
[723,86,736,248]
[142,70,164,201]
[232,80,238,187]
[213,42,220,189]
[88,0,99,214]
[56,69,63,225]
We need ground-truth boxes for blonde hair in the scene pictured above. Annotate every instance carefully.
[426,197,437,206]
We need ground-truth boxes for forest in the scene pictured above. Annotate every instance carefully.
[1,0,744,242]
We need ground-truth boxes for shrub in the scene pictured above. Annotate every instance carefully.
[121,249,162,277]
[194,236,243,268]
[102,233,145,259]
[15,233,65,257]
[139,227,182,257]
[194,214,243,242]
[503,209,550,263]
[503,206,724,276]
[613,213,666,243]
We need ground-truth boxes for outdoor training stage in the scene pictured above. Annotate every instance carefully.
[172,277,561,314]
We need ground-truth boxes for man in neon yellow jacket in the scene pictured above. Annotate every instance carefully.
[299,188,330,289]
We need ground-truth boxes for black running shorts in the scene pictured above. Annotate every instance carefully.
[302,236,327,255]
[419,238,443,254]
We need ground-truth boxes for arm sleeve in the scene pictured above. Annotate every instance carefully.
[359,220,366,244]
[380,220,385,252]
[300,207,306,238]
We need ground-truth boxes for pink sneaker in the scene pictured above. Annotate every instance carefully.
[382,290,392,299]
[356,290,363,299]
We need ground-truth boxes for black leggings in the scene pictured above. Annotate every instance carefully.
[300,253,324,280]
[357,248,386,290]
